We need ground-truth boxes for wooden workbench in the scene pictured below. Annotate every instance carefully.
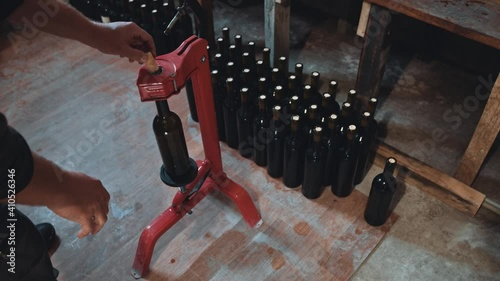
[356,0,499,215]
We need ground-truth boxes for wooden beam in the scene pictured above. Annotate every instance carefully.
[264,0,290,68]
[374,142,486,216]
[355,4,392,98]
[199,0,216,48]
[454,74,500,185]
[356,2,371,37]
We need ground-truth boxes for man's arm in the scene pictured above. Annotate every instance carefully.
[6,0,156,62]
[0,153,110,239]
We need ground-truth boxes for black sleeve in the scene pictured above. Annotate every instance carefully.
[0,0,24,21]
[0,113,34,199]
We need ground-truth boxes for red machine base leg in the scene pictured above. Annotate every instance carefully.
[131,165,261,278]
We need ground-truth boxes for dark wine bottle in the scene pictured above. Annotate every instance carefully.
[272,85,285,110]
[216,37,227,61]
[367,97,378,116]
[214,53,225,74]
[319,92,339,121]
[153,101,192,182]
[211,70,226,142]
[234,34,243,57]
[100,5,111,23]
[256,60,265,81]
[303,104,319,146]
[346,89,359,116]
[253,95,270,167]
[302,127,325,199]
[364,157,397,226]
[257,77,271,99]
[327,80,340,115]
[271,67,281,90]
[262,47,271,80]
[322,114,340,186]
[139,4,153,34]
[241,68,256,93]
[223,77,239,149]
[301,84,313,115]
[237,88,255,158]
[242,52,255,73]
[331,125,360,197]
[295,63,304,92]
[229,45,241,73]
[289,95,300,116]
[222,26,230,45]
[288,74,298,100]
[151,9,169,55]
[247,41,256,65]
[226,61,240,92]
[310,71,321,99]
[267,106,286,178]
[354,112,374,184]
[339,102,353,129]
[278,56,288,83]
[128,0,141,24]
[283,115,306,188]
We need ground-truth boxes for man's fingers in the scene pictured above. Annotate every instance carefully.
[92,212,107,235]
[77,217,95,239]
[134,28,156,56]
[124,46,147,64]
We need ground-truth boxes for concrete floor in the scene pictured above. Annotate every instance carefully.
[0,1,498,280]
[210,1,500,280]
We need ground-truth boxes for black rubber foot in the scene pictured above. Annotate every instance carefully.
[160,159,198,187]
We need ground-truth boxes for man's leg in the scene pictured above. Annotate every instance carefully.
[0,207,57,281]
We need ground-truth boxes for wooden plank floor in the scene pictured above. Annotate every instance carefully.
[0,33,398,281]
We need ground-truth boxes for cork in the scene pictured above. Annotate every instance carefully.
[144,52,160,74]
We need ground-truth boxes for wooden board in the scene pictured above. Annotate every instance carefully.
[355,4,392,98]
[364,0,500,49]
[455,74,500,185]
[374,142,486,216]
[264,0,291,68]
[0,32,398,281]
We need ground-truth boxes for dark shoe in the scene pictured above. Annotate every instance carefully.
[36,223,57,250]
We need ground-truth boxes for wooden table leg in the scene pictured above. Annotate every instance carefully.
[455,74,500,186]
[355,3,392,98]
[199,0,215,48]
[264,0,290,68]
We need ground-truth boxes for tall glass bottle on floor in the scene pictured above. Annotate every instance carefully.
[331,125,361,197]
[302,127,325,199]
[364,157,397,226]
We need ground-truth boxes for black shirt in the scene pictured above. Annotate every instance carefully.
[0,0,23,22]
[1,0,32,199]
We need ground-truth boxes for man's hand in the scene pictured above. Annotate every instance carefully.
[7,0,156,63]
[89,22,157,64]
[46,171,110,238]
[13,153,111,239]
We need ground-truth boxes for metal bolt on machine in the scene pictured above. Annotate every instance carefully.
[131,36,262,278]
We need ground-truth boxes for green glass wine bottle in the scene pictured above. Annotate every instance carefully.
[283,115,306,188]
[302,127,326,199]
[364,157,397,226]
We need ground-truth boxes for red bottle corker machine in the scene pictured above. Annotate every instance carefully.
[131,36,262,278]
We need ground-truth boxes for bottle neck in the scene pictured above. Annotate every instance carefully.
[384,161,396,174]
[156,100,170,118]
